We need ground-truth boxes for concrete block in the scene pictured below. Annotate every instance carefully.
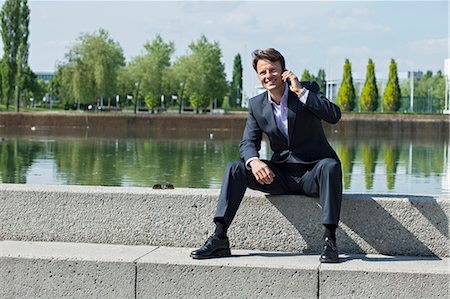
[136,246,319,298]
[0,241,156,298]
[0,241,448,298]
[319,254,450,299]
[0,184,448,257]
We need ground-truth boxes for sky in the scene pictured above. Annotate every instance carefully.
[2,0,448,97]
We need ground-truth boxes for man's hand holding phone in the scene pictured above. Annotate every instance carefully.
[281,70,303,96]
[249,159,275,185]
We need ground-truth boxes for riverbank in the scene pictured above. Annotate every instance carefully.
[0,112,448,139]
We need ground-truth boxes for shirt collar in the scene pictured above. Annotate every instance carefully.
[268,83,289,107]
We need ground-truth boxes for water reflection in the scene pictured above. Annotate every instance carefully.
[0,129,448,194]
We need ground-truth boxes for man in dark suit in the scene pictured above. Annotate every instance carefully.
[191,48,342,263]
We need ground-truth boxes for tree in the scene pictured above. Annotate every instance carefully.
[56,29,125,108]
[229,53,243,108]
[173,35,228,113]
[383,59,401,112]
[360,59,379,112]
[128,34,175,113]
[14,0,29,111]
[0,0,30,110]
[21,67,45,107]
[316,69,326,93]
[416,71,446,111]
[300,69,315,81]
[337,59,356,112]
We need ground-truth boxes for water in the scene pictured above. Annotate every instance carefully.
[0,127,448,195]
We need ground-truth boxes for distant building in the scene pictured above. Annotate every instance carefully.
[35,72,55,83]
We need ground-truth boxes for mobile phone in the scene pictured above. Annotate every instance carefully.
[283,69,291,85]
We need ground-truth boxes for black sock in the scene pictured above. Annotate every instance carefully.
[214,219,228,239]
[323,224,337,242]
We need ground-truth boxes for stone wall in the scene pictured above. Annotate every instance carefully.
[0,184,448,257]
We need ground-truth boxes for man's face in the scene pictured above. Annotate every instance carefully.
[256,59,284,92]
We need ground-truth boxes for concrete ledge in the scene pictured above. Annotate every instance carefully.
[0,241,156,298]
[320,255,449,299]
[0,241,448,298]
[137,247,318,298]
[0,184,448,257]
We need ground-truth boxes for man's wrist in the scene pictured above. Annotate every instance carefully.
[245,157,259,169]
[298,88,309,104]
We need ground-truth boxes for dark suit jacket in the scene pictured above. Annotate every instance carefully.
[239,81,341,165]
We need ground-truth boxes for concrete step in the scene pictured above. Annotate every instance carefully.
[1,184,449,257]
[0,241,448,298]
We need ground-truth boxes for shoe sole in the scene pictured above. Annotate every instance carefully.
[190,248,231,260]
[320,258,339,263]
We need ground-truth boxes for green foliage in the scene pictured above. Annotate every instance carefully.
[0,0,30,110]
[337,59,356,111]
[55,29,125,107]
[299,69,326,93]
[383,59,401,112]
[384,144,400,190]
[361,143,378,190]
[399,70,446,112]
[360,59,379,112]
[0,139,44,183]
[128,35,175,111]
[316,69,326,93]
[229,53,243,107]
[173,35,228,113]
[300,69,315,81]
[338,143,355,190]
[416,71,446,110]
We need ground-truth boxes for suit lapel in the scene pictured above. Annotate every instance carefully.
[262,92,288,141]
[287,92,299,143]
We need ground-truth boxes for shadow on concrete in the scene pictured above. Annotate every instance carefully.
[266,195,363,255]
[229,252,315,258]
[338,254,442,263]
[408,195,448,241]
[268,194,448,257]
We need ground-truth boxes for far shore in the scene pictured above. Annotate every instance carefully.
[0,111,448,139]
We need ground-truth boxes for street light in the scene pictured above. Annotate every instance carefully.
[428,86,433,113]
[178,81,185,114]
[134,82,140,114]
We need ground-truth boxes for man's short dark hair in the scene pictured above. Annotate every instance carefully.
[252,48,286,72]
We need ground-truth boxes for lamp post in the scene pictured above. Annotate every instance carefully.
[15,85,19,112]
[178,81,185,114]
[134,82,140,114]
[428,86,433,113]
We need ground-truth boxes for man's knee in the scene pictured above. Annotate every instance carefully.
[225,160,246,176]
[318,158,341,176]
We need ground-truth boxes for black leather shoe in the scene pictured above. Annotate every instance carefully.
[320,237,339,263]
[190,235,231,259]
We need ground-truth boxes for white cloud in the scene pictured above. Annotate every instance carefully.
[223,10,256,27]
[409,37,448,55]
[327,5,390,32]
[328,16,390,32]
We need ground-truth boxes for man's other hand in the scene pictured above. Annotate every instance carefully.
[249,159,275,184]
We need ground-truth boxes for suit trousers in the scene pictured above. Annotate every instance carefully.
[214,158,342,227]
